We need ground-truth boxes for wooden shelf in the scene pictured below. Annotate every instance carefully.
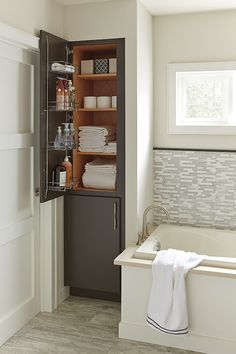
[78,187,116,193]
[78,108,116,112]
[78,74,117,80]
[77,151,116,156]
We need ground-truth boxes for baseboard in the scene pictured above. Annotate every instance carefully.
[119,322,236,354]
[70,287,121,302]
[57,286,70,306]
[0,297,39,347]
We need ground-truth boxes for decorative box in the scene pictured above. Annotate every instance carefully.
[81,60,94,74]
[94,58,109,74]
[109,58,117,73]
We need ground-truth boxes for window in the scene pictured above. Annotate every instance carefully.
[168,62,236,134]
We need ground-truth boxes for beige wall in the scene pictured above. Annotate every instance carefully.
[64,0,139,244]
[0,0,64,37]
[153,10,236,150]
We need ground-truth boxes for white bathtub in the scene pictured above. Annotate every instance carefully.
[134,223,236,269]
[115,224,236,354]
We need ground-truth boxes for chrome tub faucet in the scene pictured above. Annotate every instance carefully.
[137,204,170,245]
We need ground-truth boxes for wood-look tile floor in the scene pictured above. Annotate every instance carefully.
[0,297,202,354]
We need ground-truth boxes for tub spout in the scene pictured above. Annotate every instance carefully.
[137,204,170,245]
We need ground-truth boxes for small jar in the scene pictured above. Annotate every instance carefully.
[97,96,111,108]
[84,96,97,109]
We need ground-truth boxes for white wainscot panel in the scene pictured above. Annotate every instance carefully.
[0,148,32,226]
[0,56,32,134]
[0,232,33,319]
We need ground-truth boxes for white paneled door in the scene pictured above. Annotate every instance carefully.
[0,28,40,345]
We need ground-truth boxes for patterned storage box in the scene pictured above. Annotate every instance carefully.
[94,58,109,74]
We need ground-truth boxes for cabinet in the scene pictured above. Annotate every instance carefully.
[40,31,125,300]
[65,195,120,300]
[40,31,125,201]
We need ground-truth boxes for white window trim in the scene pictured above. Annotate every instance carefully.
[167,61,236,135]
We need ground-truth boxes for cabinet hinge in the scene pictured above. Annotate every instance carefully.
[66,48,73,55]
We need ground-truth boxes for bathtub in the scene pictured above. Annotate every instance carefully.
[134,223,236,269]
[114,224,236,354]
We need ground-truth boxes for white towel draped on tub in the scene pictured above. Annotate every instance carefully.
[147,249,204,335]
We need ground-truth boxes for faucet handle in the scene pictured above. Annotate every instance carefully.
[146,222,151,236]
[136,231,142,245]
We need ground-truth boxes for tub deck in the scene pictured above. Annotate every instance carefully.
[115,245,236,278]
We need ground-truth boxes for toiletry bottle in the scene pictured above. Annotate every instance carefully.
[71,86,76,109]
[68,80,73,109]
[54,126,64,149]
[52,163,66,188]
[68,123,75,149]
[68,80,76,109]
[62,156,72,189]
[64,79,69,109]
[56,78,64,110]
[62,123,70,149]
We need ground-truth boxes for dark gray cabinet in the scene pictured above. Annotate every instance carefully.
[64,195,121,300]
[40,31,125,301]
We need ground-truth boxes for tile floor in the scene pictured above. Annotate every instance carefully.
[0,297,203,354]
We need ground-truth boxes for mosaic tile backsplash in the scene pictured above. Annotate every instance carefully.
[153,149,236,229]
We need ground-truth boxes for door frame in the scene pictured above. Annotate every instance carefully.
[0,22,64,316]
[0,22,40,345]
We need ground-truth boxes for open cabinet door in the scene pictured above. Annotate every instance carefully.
[40,30,71,202]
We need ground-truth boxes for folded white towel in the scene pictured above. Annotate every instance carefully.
[79,137,106,143]
[79,135,116,144]
[79,141,105,148]
[104,145,117,154]
[85,158,116,169]
[147,249,203,335]
[79,135,116,150]
[85,167,116,174]
[79,147,105,152]
[85,160,116,175]
[79,125,116,137]
[108,141,117,147]
[82,171,116,190]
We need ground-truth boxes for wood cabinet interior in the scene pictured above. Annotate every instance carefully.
[71,43,118,192]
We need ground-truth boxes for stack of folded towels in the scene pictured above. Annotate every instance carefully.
[82,158,117,190]
[104,141,117,154]
[78,125,116,153]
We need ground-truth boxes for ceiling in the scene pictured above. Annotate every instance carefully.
[56,0,236,15]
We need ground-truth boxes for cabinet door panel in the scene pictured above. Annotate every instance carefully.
[65,195,120,295]
[40,30,70,203]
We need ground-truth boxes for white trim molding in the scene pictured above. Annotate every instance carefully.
[167,61,236,135]
[0,22,39,51]
[0,22,40,346]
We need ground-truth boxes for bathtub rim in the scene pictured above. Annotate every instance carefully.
[134,223,236,269]
[114,246,236,279]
